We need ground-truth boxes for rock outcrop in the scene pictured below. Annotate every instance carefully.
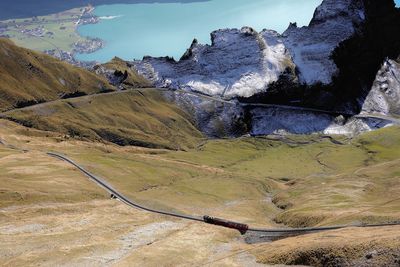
[282,0,365,85]
[362,59,400,116]
[94,57,151,89]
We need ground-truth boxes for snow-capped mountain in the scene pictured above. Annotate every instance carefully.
[134,28,294,99]
[133,0,366,98]
[131,0,400,137]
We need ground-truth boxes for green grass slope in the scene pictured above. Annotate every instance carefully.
[271,126,400,227]
[0,38,114,112]
[1,118,399,228]
[3,89,204,150]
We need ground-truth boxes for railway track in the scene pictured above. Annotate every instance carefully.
[1,124,400,240]
[0,137,399,240]
[47,152,400,240]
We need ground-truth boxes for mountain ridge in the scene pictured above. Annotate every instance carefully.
[0,38,115,112]
[132,0,400,114]
[129,0,400,137]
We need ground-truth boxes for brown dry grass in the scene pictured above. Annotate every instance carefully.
[0,121,258,267]
[255,226,400,267]
[3,89,204,150]
[0,38,114,112]
[0,120,399,266]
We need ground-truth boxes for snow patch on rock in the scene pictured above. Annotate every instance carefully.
[161,90,395,138]
[250,107,333,135]
[162,90,246,137]
[324,117,393,136]
[249,107,392,137]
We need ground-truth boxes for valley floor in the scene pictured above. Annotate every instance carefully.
[1,116,400,266]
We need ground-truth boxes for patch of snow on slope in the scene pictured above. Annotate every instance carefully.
[324,117,393,136]
[250,106,393,137]
[250,107,333,135]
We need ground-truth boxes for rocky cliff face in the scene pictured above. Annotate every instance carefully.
[331,0,400,113]
[160,89,394,137]
[362,59,400,116]
[134,27,295,99]
[133,0,395,105]
[131,0,400,137]
[282,0,365,85]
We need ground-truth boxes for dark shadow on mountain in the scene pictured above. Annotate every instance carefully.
[240,0,400,115]
[330,0,400,114]
[0,0,209,20]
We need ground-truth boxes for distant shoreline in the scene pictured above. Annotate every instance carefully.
[0,0,209,21]
[0,5,106,66]
[73,6,105,60]
[0,2,208,64]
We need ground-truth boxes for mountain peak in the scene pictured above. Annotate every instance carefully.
[310,0,365,25]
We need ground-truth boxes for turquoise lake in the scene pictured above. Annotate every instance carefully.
[76,0,334,62]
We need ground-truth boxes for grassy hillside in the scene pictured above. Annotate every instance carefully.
[3,89,204,150]
[2,116,399,226]
[0,38,114,112]
[0,39,187,149]
[270,126,400,227]
[0,119,399,266]
[255,225,400,266]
